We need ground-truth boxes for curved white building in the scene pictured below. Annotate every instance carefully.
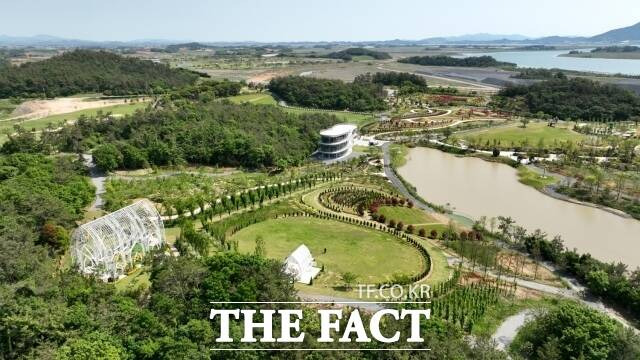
[71,199,165,281]
[317,124,357,160]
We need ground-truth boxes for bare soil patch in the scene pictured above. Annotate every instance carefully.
[8,97,140,121]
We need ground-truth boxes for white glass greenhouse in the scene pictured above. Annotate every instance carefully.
[71,199,165,281]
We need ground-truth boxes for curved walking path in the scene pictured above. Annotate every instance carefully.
[82,154,106,210]
[492,310,534,351]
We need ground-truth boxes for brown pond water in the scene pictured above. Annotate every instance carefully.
[398,147,640,269]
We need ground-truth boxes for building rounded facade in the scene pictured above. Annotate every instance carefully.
[317,124,357,159]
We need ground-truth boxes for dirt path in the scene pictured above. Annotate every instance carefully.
[2,96,142,122]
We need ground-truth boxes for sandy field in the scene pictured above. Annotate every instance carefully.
[7,97,142,121]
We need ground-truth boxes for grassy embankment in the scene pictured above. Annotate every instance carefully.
[516,167,558,190]
[0,101,149,142]
[227,92,376,127]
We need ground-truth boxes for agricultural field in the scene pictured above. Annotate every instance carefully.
[460,121,590,149]
[232,217,427,293]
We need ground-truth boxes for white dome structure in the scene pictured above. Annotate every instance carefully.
[284,244,321,284]
[71,199,165,281]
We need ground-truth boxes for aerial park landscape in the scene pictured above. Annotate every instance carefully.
[2,1,640,358]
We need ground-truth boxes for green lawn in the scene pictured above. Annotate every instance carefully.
[227,93,278,105]
[377,205,437,225]
[0,99,20,120]
[517,166,557,190]
[226,92,375,127]
[232,217,426,290]
[0,101,149,134]
[462,122,588,148]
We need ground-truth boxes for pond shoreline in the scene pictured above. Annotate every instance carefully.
[398,146,640,268]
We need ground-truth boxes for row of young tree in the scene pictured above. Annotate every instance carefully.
[0,50,200,98]
[480,215,640,322]
[268,75,388,111]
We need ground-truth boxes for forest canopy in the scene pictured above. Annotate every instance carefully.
[354,71,427,87]
[494,78,640,121]
[321,47,392,61]
[268,75,387,111]
[40,100,339,170]
[0,49,199,98]
[398,55,516,67]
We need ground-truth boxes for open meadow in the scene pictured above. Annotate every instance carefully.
[232,217,427,294]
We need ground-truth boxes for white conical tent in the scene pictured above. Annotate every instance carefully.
[284,244,321,284]
[71,199,165,281]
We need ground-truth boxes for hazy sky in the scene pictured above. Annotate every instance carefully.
[1,0,638,42]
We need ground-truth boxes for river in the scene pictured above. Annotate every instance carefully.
[398,147,640,269]
[465,50,640,75]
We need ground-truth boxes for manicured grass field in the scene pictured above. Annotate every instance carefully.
[462,122,588,148]
[232,217,426,287]
[377,205,437,225]
[227,93,278,105]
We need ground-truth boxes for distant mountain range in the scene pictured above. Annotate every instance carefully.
[1,21,639,48]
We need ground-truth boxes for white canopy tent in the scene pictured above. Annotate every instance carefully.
[284,244,321,284]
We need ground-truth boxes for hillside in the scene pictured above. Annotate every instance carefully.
[322,47,392,61]
[40,101,339,169]
[398,55,515,68]
[590,21,640,42]
[0,49,199,98]
[268,75,387,111]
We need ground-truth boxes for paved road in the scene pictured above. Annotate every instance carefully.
[381,142,433,212]
[492,310,534,351]
[82,154,106,211]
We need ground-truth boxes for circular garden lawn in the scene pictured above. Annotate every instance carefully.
[231,217,426,287]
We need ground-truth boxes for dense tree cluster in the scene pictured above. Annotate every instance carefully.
[511,68,567,80]
[321,47,391,61]
[355,71,429,95]
[591,45,640,53]
[495,78,640,121]
[399,55,515,67]
[269,75,387,111]
[0,49,199,98]
[44,101,338,170]
[511,302,639,359]
[513,226,640,323]
[355,71,427,88]
[0,154,93,283]
[166,79,242,101]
